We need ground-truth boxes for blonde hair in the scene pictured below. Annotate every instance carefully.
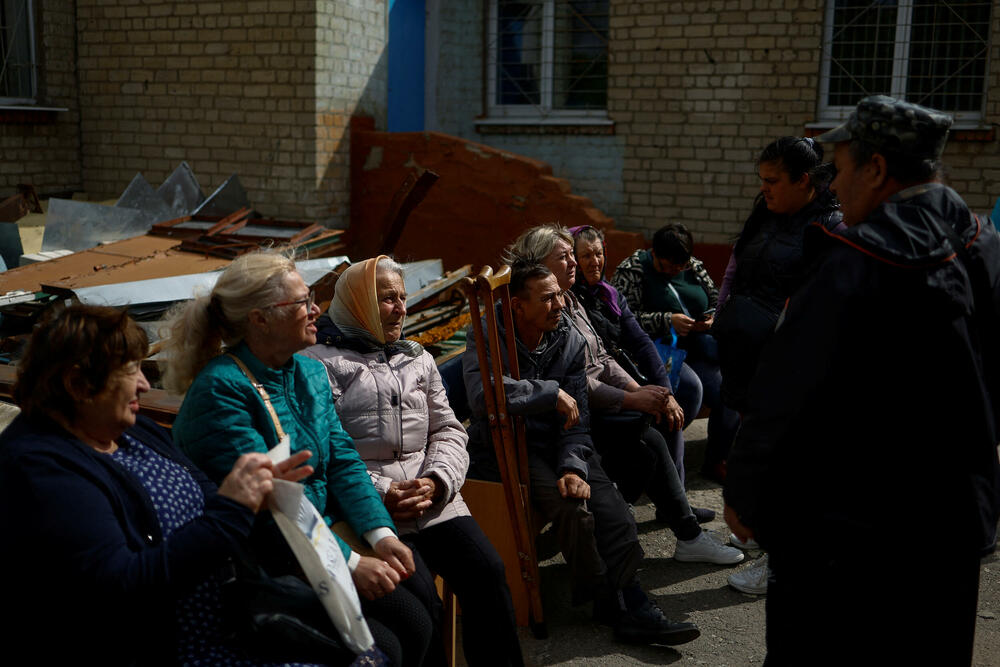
[503,223,574,266]
[160,249,296,394]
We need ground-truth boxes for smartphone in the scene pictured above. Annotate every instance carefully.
[697,308,716,321]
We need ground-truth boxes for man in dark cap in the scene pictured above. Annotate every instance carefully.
[723,95,1000,664]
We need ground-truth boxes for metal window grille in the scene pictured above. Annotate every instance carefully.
[821,0,991,121]
[0,0,36,102]
[488,0,608,118]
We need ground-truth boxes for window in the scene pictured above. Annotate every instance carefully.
[0,0,36,104]
[819,0,991,125]
[486,0,609,122]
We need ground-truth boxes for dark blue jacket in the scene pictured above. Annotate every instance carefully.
[463,309,595,481]
[725,184,1000,557]
[0,413,253,664]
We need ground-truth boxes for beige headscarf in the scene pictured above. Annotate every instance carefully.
[329,255,387,343]
[327,256,422,356]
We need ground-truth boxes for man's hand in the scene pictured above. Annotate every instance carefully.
[557,473,591,499]
[352,556,400,600]
[384,479,434,520]
[555,388,580,430]
[670,312,695,336]
[373,535,416,579]
[724,503,755,544]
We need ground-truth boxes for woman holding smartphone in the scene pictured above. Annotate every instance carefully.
[612,223,740,493]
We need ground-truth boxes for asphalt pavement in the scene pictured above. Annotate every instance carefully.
[480,419,1000,667]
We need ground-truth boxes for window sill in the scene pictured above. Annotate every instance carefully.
[0,105,68,123]
[475,117,614,135]
[804,120,994,142]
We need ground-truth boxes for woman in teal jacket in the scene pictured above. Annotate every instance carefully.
[164,250,434,667]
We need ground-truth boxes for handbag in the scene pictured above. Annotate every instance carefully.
[609,342,649,385]
[654,328,687,391]
[221,547,363,664]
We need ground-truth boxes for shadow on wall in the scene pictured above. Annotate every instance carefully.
[313,48,389,229]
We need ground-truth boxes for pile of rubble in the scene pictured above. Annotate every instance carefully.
[0,165,469,379]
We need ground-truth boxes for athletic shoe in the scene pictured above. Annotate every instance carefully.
[614,599,701,646]
[729,532,759,550]
[727,554,769,595]
[674,531,745,565]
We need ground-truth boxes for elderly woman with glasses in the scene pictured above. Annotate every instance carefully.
[164,250,434,667]
[302,256,523,667]
[611,223,740,492]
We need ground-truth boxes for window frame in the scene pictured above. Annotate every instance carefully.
[484,0,610,124]
[817,0,991,127]
[0,0,38,105]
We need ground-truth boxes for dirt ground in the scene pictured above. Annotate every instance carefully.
[470,419,1000,666]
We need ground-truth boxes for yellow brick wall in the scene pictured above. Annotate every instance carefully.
[0,1,82,195]
[609,1,1000,243]
[74,0,387,226]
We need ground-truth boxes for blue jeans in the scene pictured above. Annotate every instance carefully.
[671,360,740,481]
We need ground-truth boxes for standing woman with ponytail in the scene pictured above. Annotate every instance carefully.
[715,137,843,594]
[715,137,844,418]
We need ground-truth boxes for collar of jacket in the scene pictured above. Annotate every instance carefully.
[228,341,296,390]
[313,314,422,358]
[493,302,571,376]
[832,182,977,269]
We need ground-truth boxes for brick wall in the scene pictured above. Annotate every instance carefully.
[608,0,1000,243]
[73,0,387,226]
[0,0,82,196]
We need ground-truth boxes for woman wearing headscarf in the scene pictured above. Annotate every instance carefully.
[303,256,524,667]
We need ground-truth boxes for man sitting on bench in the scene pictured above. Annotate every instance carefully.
[462,260,700,647]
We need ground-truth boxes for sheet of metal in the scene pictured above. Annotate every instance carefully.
[71,256,351,308]
[406,265,471,309]
[0,222,23,270]
[192,173,250,218]
[116,173,175,223]
[156,162,205,216]
[401,259,444,296]
[42,199,154,252]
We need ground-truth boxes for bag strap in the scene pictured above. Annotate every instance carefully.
[666,283,691,317]
[227,353,288,442]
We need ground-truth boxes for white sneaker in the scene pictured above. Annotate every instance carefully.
[728,554,769,595]
[674,531,745,565]
[729,532,759,550]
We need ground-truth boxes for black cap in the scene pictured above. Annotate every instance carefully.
[815,95,953,161]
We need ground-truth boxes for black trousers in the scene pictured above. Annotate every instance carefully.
[529,451,643,602]
[362,583,433,667]
[764,546,981,666]
[592,415,700,542]
[402,516,524,667]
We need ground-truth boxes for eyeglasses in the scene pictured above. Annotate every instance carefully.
[268,290,315,311]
